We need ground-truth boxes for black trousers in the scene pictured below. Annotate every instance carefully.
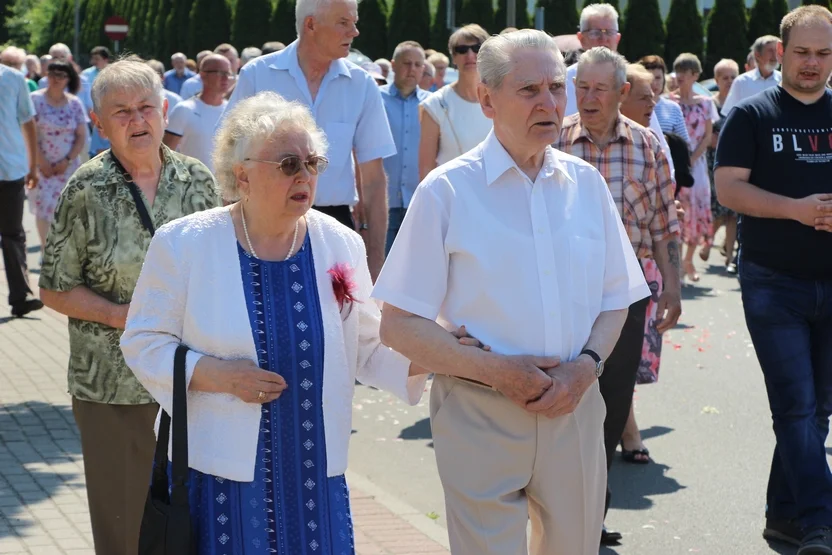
[0,179,33,307]
[314,204,354,230]
[601,296,650,514]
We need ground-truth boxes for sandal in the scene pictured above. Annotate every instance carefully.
[683,261,700,283]
[620,445,651,464]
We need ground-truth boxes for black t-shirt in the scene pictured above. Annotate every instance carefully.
[715,86,832,279]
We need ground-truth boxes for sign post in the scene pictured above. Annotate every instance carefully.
[104,16,129,53]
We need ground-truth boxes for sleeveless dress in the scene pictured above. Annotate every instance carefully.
[421,85,493,165]
[172,234,355,554]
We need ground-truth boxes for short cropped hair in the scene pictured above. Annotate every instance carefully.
[449,24,490,56]
[578,47,627,89]
[673,52,702,75]
[781,5,832,48]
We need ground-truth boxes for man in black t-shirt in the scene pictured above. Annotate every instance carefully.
[715,6,832,554]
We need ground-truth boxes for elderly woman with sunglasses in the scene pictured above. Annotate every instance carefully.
[418,24,493,179]
[120,91,433,554]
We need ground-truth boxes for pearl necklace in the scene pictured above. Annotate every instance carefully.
[240,205,299,262]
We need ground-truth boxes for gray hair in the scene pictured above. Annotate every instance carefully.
[580,4,619,31]
[673,52,703,75]
[146,59,165,76]
[752,35,780,55]
[714,58,739,76]
[295,0,355,37]
[392,41,425,61]
[577,47,627,88]
[0,46,27,69]
[92,59,164,113]
[49,43,71,59]
[423,61,435,77]
[213,91,329,202]
[171,52,187,62]
[241,47,262,66]
[478,29,565,90]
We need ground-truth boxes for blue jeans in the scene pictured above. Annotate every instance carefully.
[386,207,406,255]
[740,257,832,529]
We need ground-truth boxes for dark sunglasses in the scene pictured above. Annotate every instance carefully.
[48,71,69,80]
[244,155,329,176]
[453,43,481,55]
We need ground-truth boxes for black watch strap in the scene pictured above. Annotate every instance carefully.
[580,349,601,364]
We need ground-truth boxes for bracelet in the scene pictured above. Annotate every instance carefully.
[359,223,369,231]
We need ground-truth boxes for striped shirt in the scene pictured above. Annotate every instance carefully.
[554,114,680,260]
[654,96,691,146]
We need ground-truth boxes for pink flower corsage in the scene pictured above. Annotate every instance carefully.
[328,262,360,316]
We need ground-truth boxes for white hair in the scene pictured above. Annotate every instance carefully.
[580,3,620,31]
[375,58,391,70]
[213,91,329,202]
[714,58,739,76]
[478,29,564,90]
[577,47,627,89]
[0,46,27,69]
[241,47,263,66]
[752,35,780,55]
[92,59,164,113]
[423,61,435,77]
[171,52,187,62]
[49,43,71,59]
[295,0,356,37]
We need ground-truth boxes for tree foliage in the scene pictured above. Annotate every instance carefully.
[495,0,531,31]
[430,0,462,53]
[388,0,430,52]
[536,0,579,36]
[771,0,789,33]
[352,0,387,60]
[582,0,619,13]
[803,0,831,8]
[705,0,748,78]
[619,0,665,62]
[664,0,703,67]
[458,0,494,33]
[232,0,271,52]
[270,0,296,46]
[188,0,231,54]
[748,0,776,46]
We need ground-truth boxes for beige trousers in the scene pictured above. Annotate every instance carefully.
[430,375,607,555]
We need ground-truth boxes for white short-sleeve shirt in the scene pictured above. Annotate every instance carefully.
[166,97,227,172]
[420,85,493,166]
[220,40,397,207]
[373,130,649,361]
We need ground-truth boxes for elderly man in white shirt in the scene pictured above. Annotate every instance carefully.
[221,0,394,280]
[374,30,649,555]
[720,35,782,114]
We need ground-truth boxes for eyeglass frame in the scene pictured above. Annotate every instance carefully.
[243,155,329,176]
[202,70,235,78]
[452,43,481,55]
[579,28,620,39]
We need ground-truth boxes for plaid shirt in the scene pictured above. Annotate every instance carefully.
[554,114,679,260]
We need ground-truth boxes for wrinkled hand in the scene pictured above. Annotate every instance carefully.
[675,200,685,220]
[526,357,595,419]
[25,168,39,190]
[814,211,832,232]
[655,289,682,333]
[791,193,832,228]
[490,355,558,409]
[451,325,491,351]
[222,359,287,404]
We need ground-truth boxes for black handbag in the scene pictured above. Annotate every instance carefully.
[138,344,196,555]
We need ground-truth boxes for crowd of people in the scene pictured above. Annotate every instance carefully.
[0,0,831,554]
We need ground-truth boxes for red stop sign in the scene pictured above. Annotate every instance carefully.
[104,16,129,40]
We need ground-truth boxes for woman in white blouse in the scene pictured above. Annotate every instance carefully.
[120,91,432,554]
[418,24,493,179]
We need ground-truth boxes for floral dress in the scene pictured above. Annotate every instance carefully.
[28,91,86,222]
[672,94,718,246]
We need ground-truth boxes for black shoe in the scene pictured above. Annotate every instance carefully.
[11,299,43,318]
[764,518,803,547]
[799,526,832,555]
[600,526,622,545]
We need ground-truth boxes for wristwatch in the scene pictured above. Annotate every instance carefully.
[580,349,605,378]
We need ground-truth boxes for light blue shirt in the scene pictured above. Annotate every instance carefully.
[163,68,195,95]
[380,83,428,209]
[720,68,781,115]
[0,65,37,180]
[222,40,397,207]
[179,75,203,99]
[654,96,691,146]
[82,66,111,155]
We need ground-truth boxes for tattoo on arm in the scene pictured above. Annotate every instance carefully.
[667,240,681,271]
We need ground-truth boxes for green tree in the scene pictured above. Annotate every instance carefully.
[664,0,703,68]
[0,0,12,44]
[430,0,462,53]
[389,0,430,52]
[129,0,150,54]
[269,0,296,46]
[582,0,619,13]
[748,0,776,45]
[189,0,231,55]
[232,0,271,52]
[352,0,387,59]
[536,0,579,36]
[771,0,788,32]
[142,0,161,57]
[457,0,494,33]
[165,0,193,55]
[152,0,171,60]
[803,0,831,8]
[705,0,748,77]
[495,0,531,30]
[619,0,664,61]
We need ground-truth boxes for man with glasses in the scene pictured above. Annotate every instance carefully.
[164,55,231,172]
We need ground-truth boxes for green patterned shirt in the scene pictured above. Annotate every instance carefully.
[39,147,219,405]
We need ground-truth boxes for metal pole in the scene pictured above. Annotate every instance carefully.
[73,0,80,57]
[535,6,545,30]
[114,40,119,54]
[446,0,455,30]
[507,0,516,28]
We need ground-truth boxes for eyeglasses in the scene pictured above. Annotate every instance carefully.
[580,29,619,40]
[453,43,481,55]
[244,155,329,176]
[48,71,69,80]
[203,70,234,77]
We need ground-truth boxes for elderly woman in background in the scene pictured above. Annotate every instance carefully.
[419,60,435,91]
[426,52,449,91]
[638,55,691,146]
[38,58,218,555]
[26,54,42,83]
[121,91,435,554]
[419,24,492,178]
[28,59,88,256]
[669,53,718,283]
[701,58,739,271]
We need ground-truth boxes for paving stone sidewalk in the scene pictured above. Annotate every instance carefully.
[0,213,450,555]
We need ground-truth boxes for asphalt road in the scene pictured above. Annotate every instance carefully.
[347,249,832,555]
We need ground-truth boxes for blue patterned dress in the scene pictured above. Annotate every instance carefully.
[174,234,356,554]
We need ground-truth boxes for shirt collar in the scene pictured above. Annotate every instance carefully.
[388,83,423,100]
[482,129,575,187]
[569,115,632,146]
[103,145,190,187]
[752,67,780,81]
[268,40,352,80]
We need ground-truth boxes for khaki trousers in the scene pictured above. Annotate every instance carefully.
[430,375,607,555]
[72,398,159,555]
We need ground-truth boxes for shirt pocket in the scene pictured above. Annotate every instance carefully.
[569,235,605,315]
[323,121,355,174]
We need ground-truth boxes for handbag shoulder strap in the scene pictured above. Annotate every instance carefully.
[149,345,189,501]
[437,86,464,157]
[111,153,156,237]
